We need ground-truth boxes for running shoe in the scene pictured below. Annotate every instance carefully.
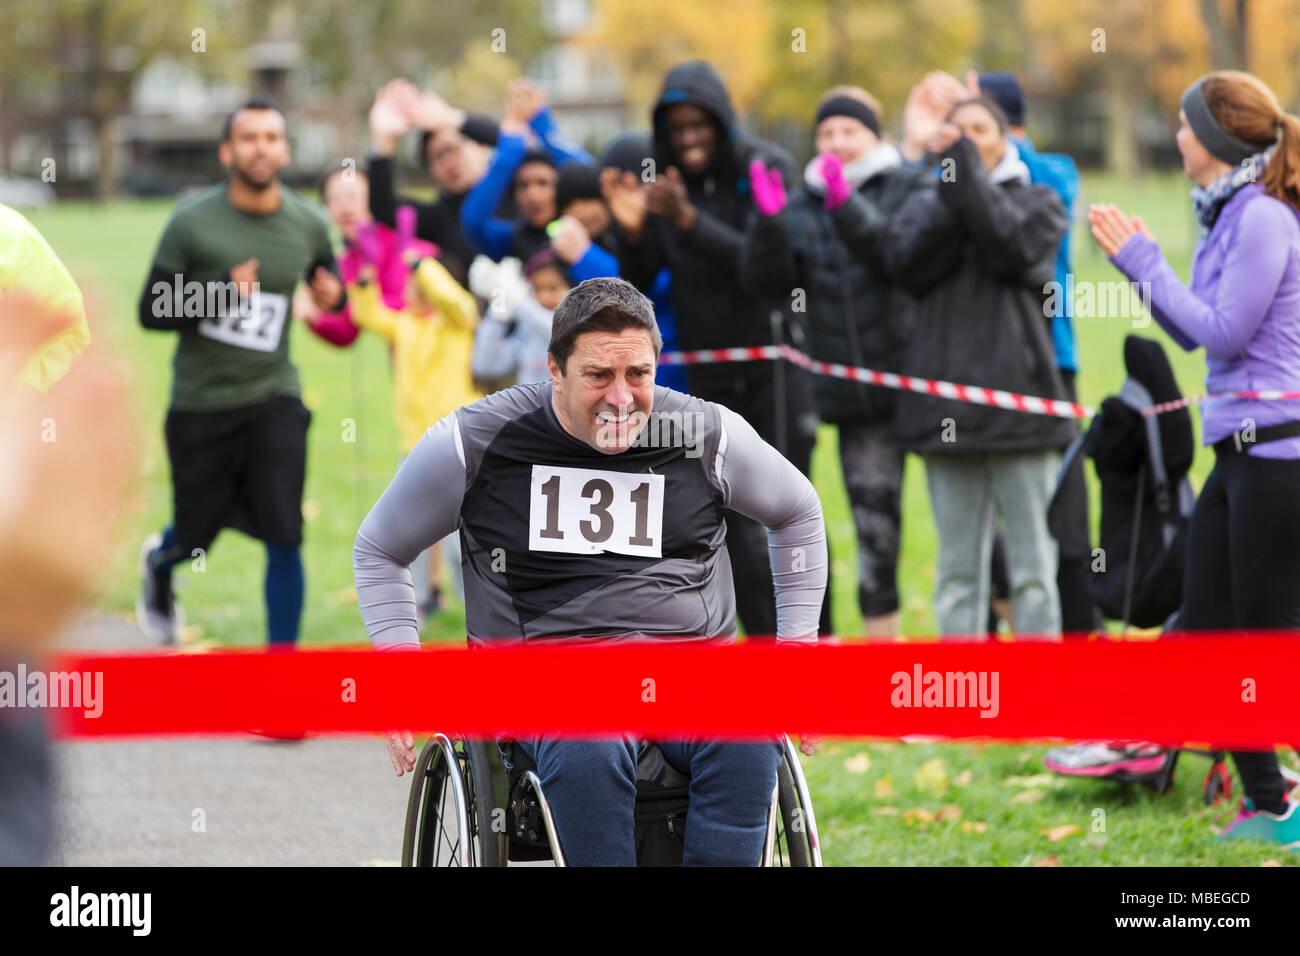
[1044,741,1167,777]
[1217,795,1300,849]
[135,532,183,645]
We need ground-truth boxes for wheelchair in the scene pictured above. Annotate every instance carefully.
[400,734,823,867]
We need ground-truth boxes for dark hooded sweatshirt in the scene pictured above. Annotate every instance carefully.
[616,61,801,355]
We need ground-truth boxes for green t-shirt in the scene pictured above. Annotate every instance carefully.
[146,184,334,411]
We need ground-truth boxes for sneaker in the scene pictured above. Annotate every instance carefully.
[1044,741,1167,777]
[1217,795,1300,849]
[135,533,184,645]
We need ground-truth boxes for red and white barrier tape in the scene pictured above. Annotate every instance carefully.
[659,344,1300,421]
[40,635,1300,748]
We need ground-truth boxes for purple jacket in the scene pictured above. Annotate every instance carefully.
[1111,183,1300,459]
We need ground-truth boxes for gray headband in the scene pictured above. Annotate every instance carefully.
[1181,78,1264,165]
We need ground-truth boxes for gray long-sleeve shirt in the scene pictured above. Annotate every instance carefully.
[353,382,826,649]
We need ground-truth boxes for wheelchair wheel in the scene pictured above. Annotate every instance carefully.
[765,736,823,867]
[401,735,501,867]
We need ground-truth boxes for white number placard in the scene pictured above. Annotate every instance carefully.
[197,289,288,352]
[529,464,665,558]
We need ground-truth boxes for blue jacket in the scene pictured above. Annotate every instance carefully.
[460,107,593,262]
[1015,136,1080,373]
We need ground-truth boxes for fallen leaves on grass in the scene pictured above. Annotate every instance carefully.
[1040,824,1082,842]
[1004,774,1058,788]
[1033,856,1060,867]
[913,757,948,797]
[874,806,899,816]
[874,776,894,798]
[961,821,988,834]
[903,808,934,827]
[1011,789,1045,804]
[935,805,963,822]
[953,769,972,787]
[843,752,871,774]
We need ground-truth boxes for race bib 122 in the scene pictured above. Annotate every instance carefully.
[196,288,287,352]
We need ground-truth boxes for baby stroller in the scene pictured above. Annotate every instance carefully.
[1043,335,1237,803]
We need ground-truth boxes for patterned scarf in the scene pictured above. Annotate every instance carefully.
[1191,147,1273,233]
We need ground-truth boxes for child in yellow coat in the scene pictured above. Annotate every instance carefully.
[349,250,483,621]
[349,251,483,454]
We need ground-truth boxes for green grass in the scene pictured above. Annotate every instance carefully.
[27,175,1296,865]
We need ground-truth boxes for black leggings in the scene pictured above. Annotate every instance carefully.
[1182,450,1300,812]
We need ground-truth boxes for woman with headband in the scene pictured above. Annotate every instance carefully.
[1092,70,1300,847]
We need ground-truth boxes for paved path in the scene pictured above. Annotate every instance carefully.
[50,613,408,866]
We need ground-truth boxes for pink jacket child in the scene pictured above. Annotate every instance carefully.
[306,205,439,346]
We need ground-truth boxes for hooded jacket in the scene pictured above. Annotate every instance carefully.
[616,61,800,354]
[740,150,931,424]
[872,136,1075,454]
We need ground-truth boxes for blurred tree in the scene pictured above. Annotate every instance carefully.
[1200,0,1248,69]
[1025,0,1209,174]
[756,0,982,137]
[51,0,224,198]
[584,0,981,152]
[1243,0,1300,107]
[582,0,776,123]
[0,1,58,172]
[291,0,545,159]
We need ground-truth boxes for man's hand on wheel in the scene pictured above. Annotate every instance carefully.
[386,730,417,776]
[797,733,821,756]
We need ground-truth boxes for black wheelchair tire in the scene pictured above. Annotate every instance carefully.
[402,737,502,867]
[776,760,812,867]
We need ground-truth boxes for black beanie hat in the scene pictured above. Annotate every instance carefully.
[555,162,603,214]
[599,131,654,175]
[814,96,880,137]
[514,147,556,186]
[977,72,1026,128]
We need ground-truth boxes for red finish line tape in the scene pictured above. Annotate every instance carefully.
[40,635,1300,749]
[659,344,1300,420]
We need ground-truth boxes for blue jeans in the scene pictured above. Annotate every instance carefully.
[514,736,782,866]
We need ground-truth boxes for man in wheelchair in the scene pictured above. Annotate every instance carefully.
[354,276,827,865]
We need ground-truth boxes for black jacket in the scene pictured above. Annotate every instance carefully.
[740,161,931,425]
[874,137,1075,454]
[615,61,800,354]
[365,114,505,287]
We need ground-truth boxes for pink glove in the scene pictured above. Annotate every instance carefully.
[355,222,385,266]
[821,154,850,211]
[395,204,417,253]
[749,159,786,217]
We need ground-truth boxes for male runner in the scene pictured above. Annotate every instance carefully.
[354,276,827,866]
[137,98,345,646]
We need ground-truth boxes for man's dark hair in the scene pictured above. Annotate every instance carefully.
[548,277,662,372]
[222,97,285,141]
[946,96,1010,134]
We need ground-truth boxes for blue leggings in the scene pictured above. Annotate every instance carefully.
[151,527,303,646]
[515,736,782,866]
